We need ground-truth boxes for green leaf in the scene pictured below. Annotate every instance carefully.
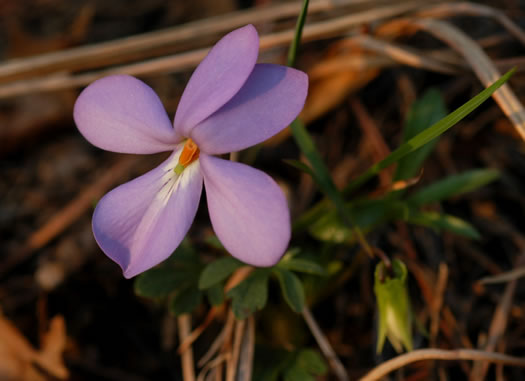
[308,198,408,243]
[278,258,326,276]
[287,0,310,67]
[407,168,500,206]
[273,268,305,313]
[295,349,328,375]
[395,89,447,181]
[252,347,293,381]
[284,367,316,381]
[198,257,243,289]
[227,269,270,319]
[345,69,515,195]
[134,267,193,298]
[204,234,225,250]
[206,283,224,306]
[406,210,481,239]
[166,239,199,265]
[170,287,203,316]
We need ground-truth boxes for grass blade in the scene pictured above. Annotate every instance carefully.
[344,68,515,195]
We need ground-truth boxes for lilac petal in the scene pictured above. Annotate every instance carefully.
[93,151,203,278]
[190,64,308,155]
[174,25,259,137]
[200,154,290,266]
[74,75,180,154]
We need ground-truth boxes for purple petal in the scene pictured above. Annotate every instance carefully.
[74,75,180,154]
[174,25,259,137]
[190,64,308,154]
[200,154,290,266]
[93,151,203,278]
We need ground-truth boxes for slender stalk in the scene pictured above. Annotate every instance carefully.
[178,315,196,381]
[302,307,349,381]
[287,0,310,67]
[359,349,525,381]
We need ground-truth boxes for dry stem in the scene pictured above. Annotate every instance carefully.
[359,349,525,381]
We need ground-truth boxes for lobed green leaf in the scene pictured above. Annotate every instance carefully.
[198,257,243,290]
[134,268,193,298]
[273,268,306,313]
[227,269,270,319]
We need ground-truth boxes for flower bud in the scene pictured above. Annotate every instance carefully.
[374,259,413,353]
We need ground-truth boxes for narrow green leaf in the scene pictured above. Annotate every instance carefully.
[170,287,203,316]
[283,159,315,176]
[199,257,243,290]
[206,283,224,306]
[345,69,515,195]
[134,268,192,298]
[406,210,481,239]
[407,168,500,206]
[290,120,363,242]
[227,269,270,319]
[290,119,341,203]
[273,268,305,313]
[278,258,326,276]
[287,0,310,67]
[395,88,447,181]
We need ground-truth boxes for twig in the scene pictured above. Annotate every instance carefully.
[0,154,141,278]
[236,316,255,381]
[0,0,337,82]
[0,1,426,99]
[349,35,459,74]
[478,265,525,284]
[197,353,230,381]
[416,2,525,46]
[469,252,525,380]
[302,306,349,381]
[430,263,448,346]
[178,314,196,381]
[225,319,246,381]
[359,349,525,381]
[198,312,235,367]
[349,98,393,187]
[178,306,223,354]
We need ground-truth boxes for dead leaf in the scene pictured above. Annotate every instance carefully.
[0,313,68,381]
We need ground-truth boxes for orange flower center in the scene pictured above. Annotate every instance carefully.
[174,139,200,174]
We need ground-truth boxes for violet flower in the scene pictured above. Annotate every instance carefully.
[74,25,308,278]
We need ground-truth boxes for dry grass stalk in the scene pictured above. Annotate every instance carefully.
[178,314,196,381]
[0,0,430,99]
[0,0,337,82]
[416,2,525,46]
[236,316,255,381]
[430,263,449,346]
[469,253,525,380]
[225,319,246,381]
[0,155,141,278]
[412,18,525,141]
[302,306,349,381]
[359,348,525,381]
[349,35,459,74]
